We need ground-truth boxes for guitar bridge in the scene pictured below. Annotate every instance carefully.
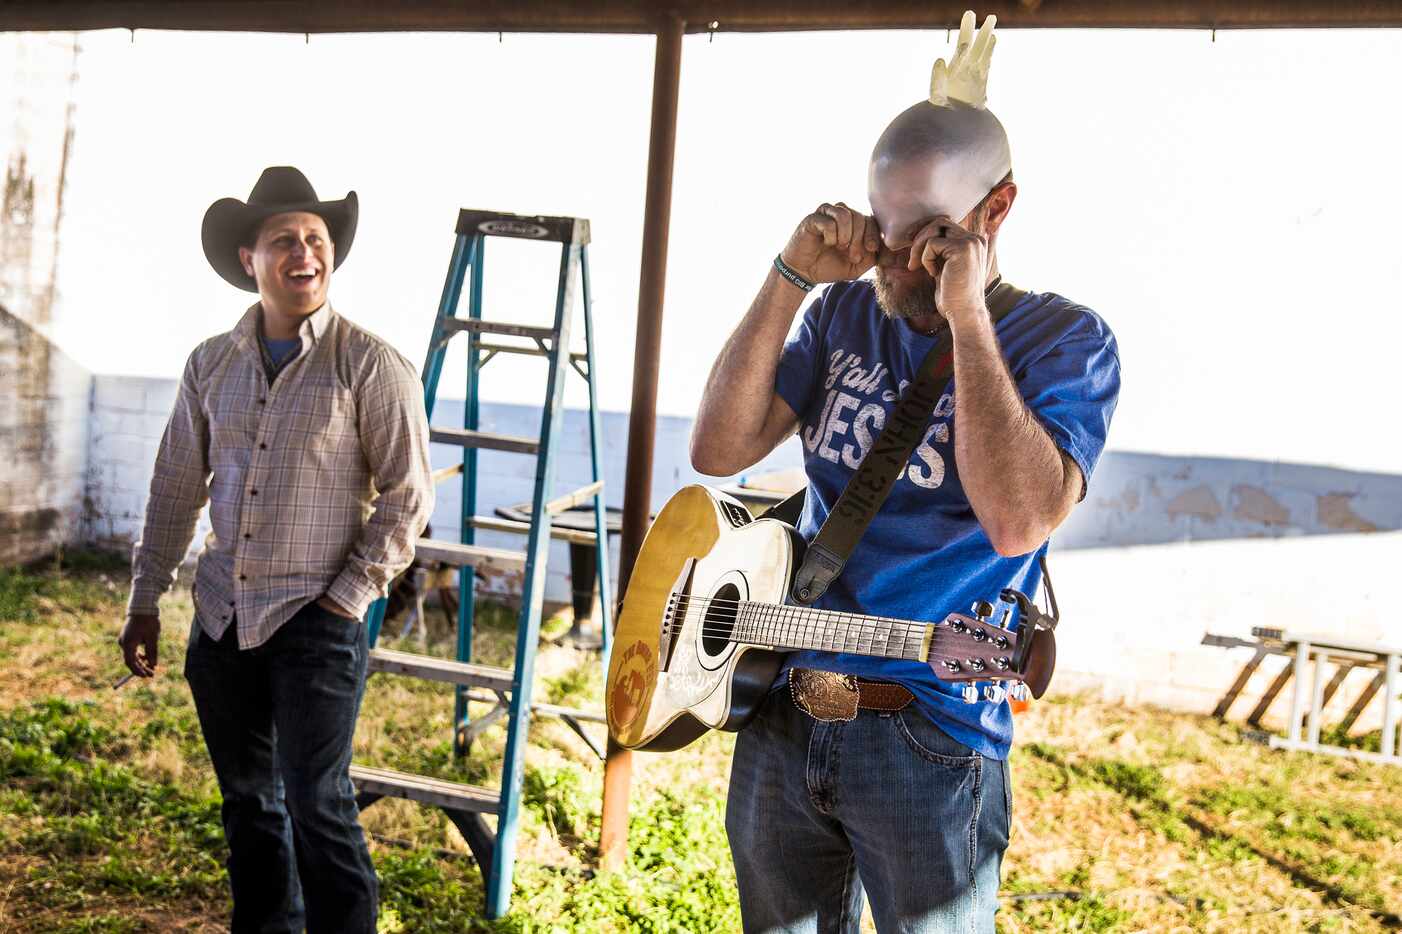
[657,558,697,673]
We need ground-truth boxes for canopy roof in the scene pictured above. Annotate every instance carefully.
[4,0,1401,34]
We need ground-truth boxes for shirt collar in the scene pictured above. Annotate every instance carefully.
[303,302,334,341]
[234,301,334,350]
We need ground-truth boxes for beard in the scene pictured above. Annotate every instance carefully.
[873,267,938,320]
[872,208,991,321]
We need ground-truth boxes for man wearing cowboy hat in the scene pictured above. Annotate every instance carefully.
[117,166,434,933]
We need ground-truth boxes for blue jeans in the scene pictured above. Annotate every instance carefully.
[726,689,1010,934]
[185,603,377,934]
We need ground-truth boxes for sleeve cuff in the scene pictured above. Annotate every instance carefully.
[126,584,163,617]
[327,571,381,621]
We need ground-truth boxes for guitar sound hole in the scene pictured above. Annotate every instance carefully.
[702,583,741,657]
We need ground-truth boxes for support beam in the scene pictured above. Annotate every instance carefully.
[7,2,1402,33]
[1247,659,1295,728]
[1337,671,1386,735]
[599,10,684,873]
[1210,645,1268,720]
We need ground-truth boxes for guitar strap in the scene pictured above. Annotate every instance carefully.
[782,278,1037,606]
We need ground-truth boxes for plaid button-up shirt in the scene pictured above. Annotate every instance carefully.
[127,303,434,649]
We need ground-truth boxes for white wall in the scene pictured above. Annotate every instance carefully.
[1053,532,1402,732]
[6,29,1402,735]
[0,309,91,564]
[86,373,1402,735]
[0,34,87,565]
[85,374,799,606]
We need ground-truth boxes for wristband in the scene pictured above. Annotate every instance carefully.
[773,254,815,292]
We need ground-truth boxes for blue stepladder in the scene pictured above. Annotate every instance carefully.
[349,210,613,919]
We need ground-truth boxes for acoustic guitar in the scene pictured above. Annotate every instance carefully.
[606,485,1055,751]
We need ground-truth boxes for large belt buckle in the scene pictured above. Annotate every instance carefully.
[790,669,860,723]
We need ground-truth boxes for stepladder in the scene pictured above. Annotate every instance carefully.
[349,209,613,918]
[1203,626,1402,766]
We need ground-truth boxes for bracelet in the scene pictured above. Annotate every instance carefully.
[773,254,815,292]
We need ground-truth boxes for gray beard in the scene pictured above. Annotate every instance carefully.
[873,268,938,320]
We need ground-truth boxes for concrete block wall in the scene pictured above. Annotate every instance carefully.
[0,307,92,565]
[85,374,210,556]
[85,374,798,605]
[1060,451,1402,549]
[66,371,1402,734]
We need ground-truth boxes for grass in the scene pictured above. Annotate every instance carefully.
[2,552,1401,931]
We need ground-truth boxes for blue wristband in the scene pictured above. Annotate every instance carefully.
[773,254,815,292]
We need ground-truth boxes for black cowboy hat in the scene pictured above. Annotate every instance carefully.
[201,166,358,292]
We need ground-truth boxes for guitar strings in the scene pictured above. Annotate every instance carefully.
[659,593,1017,660]
[665,592,1007,637]
[665,595,932,643]
[656,617,1017,672]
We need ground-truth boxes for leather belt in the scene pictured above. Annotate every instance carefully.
[788,668,913,723]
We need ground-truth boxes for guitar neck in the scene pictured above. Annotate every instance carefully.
[731,601,932,662]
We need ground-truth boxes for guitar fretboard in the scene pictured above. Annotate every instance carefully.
[729,601,931,661]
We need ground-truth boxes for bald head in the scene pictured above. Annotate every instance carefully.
[868,99,1012,247]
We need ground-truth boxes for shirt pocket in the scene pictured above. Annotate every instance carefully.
[203,372,262,459]
[293,376,363,475]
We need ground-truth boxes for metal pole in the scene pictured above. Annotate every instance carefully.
[1383,653,1398,759]
[599,11,685,872]
[1307,652,1328,747]
[1286,640,1310,744]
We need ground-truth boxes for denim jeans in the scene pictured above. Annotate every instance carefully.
[726,689,1010,934]
[184,602,377,934]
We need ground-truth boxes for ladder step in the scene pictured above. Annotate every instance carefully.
[545,481,604,516]
[477,339,588,362]
[350,764,499,814]
[368,647,515,692]
[415,538,526,572]
[457,690,605,726]
[532,700,607,724]
[431,463,464,485]
[468,516,598,546]
[444,318,557,342]
[456,208,589,246]
[430,428,540,455]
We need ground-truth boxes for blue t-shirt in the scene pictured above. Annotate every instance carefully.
[773,279,1120,760]
[262,335,301,367]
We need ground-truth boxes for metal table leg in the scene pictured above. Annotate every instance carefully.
[1383,654,1399,759]
[1307,651,1329,747]
[1286,639,1312,744]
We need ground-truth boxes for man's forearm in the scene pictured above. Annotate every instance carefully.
[691,267,806,474]
[950,312,1073,556]
[326,461,432,618]
[127,379,211,617]
[328,352,435,618]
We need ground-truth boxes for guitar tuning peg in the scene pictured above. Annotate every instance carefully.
[961,684,980,704]
[998,608,1012,629]
[971,600,994,621]
[983,684,1006,704]
[1008,683,1030,702]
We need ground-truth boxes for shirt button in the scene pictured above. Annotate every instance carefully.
[258,398,267,405]
[239,574,247,581]
[243,533,251,539]
[228,600,235,606]
[249,489,258,496]
[259,442,267,450]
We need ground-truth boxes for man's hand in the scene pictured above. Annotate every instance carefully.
[316,595,357,619]
[909,215,993,326]
[118,614,161,678]
[781,203,880,285]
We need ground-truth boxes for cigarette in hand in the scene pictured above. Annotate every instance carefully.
[113,673,137,690]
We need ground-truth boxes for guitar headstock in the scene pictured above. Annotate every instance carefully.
[925,597,1055,702]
